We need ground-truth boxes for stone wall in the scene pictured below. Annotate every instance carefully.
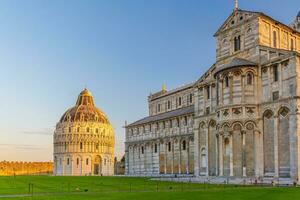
[0,161,53,176]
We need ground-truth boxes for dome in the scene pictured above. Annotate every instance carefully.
[59,88,110,124]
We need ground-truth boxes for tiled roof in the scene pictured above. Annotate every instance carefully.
[150,82,195,100]
[127,106,194,127]
[214,58,257,75]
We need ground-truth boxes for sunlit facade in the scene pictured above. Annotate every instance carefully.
[125,5,300,184]
[54,89,115,176]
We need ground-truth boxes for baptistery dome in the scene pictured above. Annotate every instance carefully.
[53,89,115,176]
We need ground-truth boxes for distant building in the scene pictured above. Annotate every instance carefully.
[0,161,53,176]
[53,89,115,176]
[125,4,300,183]
[114,156,125,175]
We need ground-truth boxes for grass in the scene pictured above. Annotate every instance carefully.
[0,176,298,199]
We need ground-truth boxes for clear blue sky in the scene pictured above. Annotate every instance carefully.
[0,0,298,161]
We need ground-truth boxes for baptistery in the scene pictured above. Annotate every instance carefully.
[54,89,115,176]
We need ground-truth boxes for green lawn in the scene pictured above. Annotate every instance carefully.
[0,176,299,199]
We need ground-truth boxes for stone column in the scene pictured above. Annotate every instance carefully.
[219,134,224,176]
[215,135,219,175]
[258,120,264,177]
[194,127,199,176]
[274,115,279,178]
[268,67,272,101]
[187,139,190,174]
[242,131,246,177]
[254,131,261,177]
[164,143,167,174]
[179,139,182,174]
[205,127,209,176]
[230,133,234,176]
[279,64,283,96]
[210,84,213,107]
[171,140,174,174]
[220,78,224,106]
[125,144,129,175]
[241,74,245,103]
[229,74,233,104]
[289,112,298,180]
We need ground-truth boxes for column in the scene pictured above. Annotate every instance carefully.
[268,67,272,101]
[219,134,224,176]
[274,116,279,178]
[220,78,224,106]
[171,140,174,174]
[125,144,129,175]
[216,135,219,176]
[229,74,233,104]
[205,127,209,176]
[289,113,298,180]
[164,143,167,174]
[187,140,190,174]
[242,131,246,177]
[254,131,261,176]
[230,133,234,176]
[258,120,264,176]
[279,64,283,96]
[194,128,199,176]
[179,139,182,174]
[241,75,245,103]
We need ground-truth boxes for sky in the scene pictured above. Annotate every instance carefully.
[0,0,298,162]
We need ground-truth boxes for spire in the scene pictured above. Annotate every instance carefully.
[162,83,167,92]
[234,0,238,11]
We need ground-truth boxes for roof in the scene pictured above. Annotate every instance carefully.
[59,89,110,124]
[215,9,300,37]
[127,106,194,127]
[214,9,260,36]
[149,82,195,101]
[214,58,257,75]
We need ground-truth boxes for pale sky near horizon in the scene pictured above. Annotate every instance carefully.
[0,0,298,162]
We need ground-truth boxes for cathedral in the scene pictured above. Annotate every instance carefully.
[125,3,300,183]
[53,89,115,176]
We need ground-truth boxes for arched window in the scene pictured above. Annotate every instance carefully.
[141,146,144,154]
[86,158,89,165]
[184,116,188,126]
[80,142,83,150]
[234,36,241,51]
[182,140,186,151]
[77,158,79,165]
[168,142,171,152]
[154,143,158,153]
[273,64,279,82]
[224,76,229,88]
[246,73,253,85]
[69,127,71,133]
[273,31,277,48]
[201,148,207,167]
[67,158,70,165]
[178,97,182,106]
[206,86,210,99]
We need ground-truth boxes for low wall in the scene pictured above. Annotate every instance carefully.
[0,161,53,176]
